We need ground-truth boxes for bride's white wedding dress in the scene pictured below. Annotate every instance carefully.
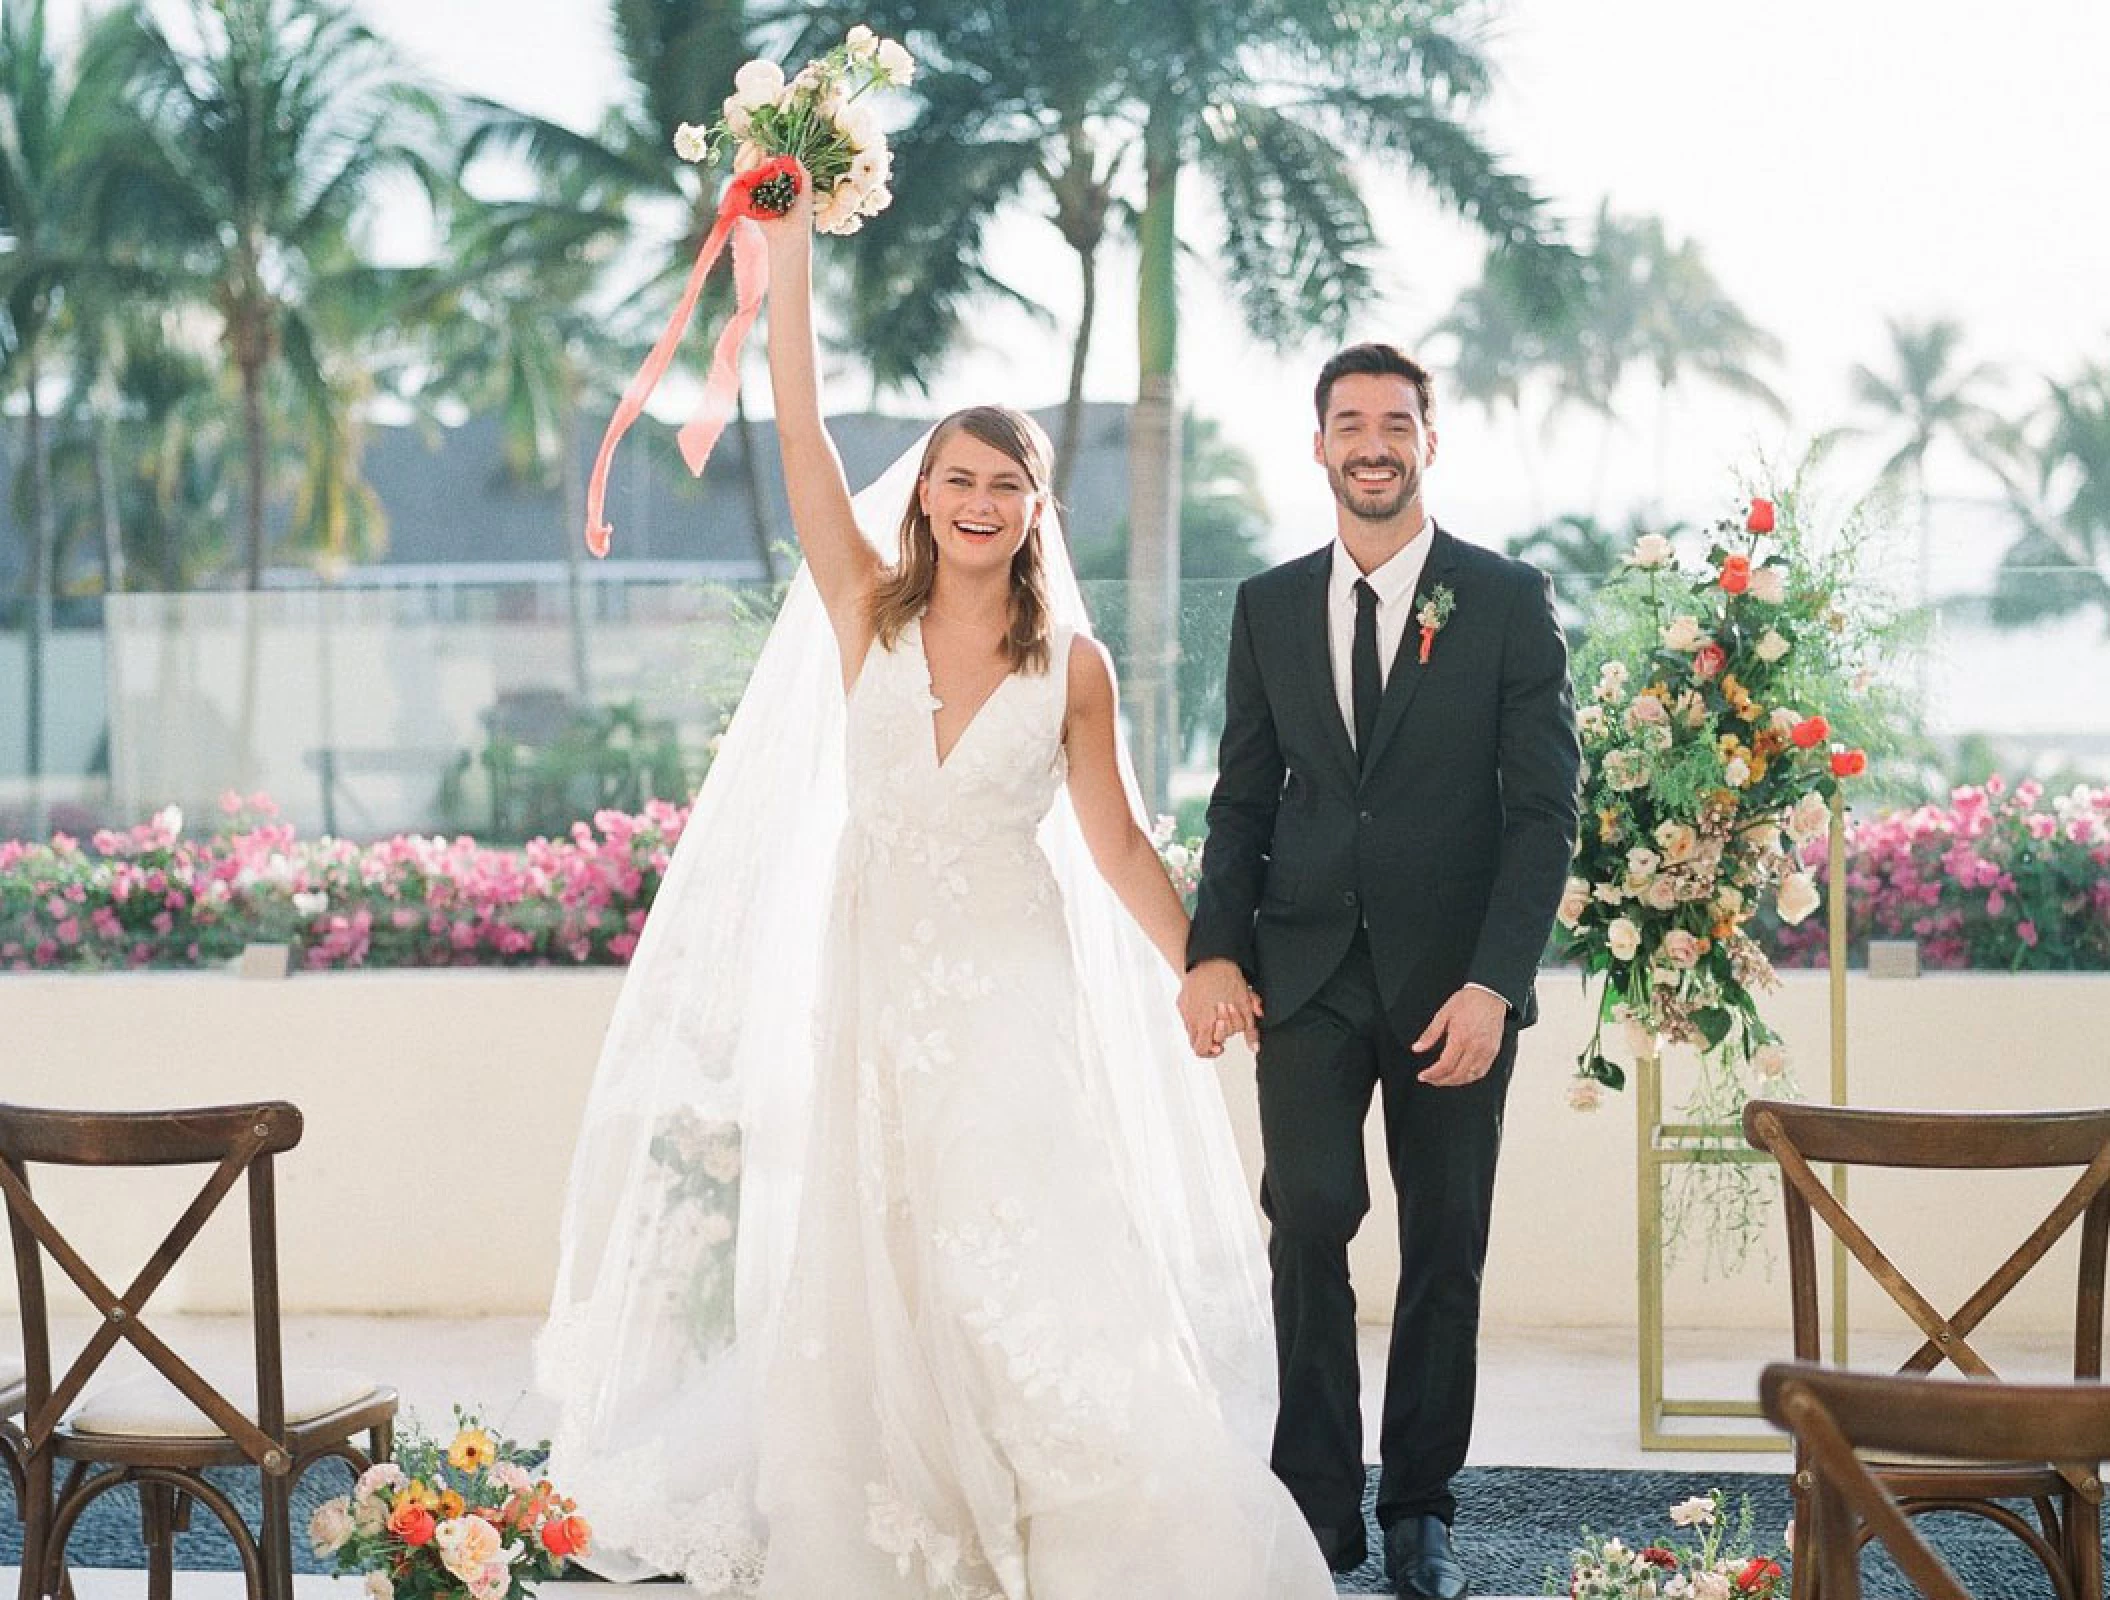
[745,619,1332,1596]
[537,451,1331,1598]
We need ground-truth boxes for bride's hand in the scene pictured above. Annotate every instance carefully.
[754,172,816,254]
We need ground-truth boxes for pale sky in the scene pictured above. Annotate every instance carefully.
[332,0,2110,582]
[46,0,2110,579]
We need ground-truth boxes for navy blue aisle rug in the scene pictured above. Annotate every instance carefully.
[0,1462,2097,1595]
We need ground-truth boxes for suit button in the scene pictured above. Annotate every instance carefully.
[1358,810,1374,824]
[1341,890,1359,909]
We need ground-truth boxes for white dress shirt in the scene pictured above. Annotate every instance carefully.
[1327,527,1433,749]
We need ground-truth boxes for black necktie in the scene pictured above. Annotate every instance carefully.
[1352,578,1381,764]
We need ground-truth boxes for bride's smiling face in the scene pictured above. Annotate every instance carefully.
[918,432,1040,573]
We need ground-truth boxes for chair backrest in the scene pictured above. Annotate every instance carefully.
[0,1102,305,1476]
[1760,1363,2110,1600]
[1741,1102,2110,1383]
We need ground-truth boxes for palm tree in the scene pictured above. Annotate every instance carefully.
[111,0,442,591]
[1841,317,2016,607]
[0,0,138,832]
[411,181,638,699]
[461,0,784,581]
[1991,365,2110,633]
[1108,0,1576,807]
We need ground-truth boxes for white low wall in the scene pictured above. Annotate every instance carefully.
[4,969,2108,1341]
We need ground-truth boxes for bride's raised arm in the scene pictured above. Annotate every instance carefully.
[758,189,882,677]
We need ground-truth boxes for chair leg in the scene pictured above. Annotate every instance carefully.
[258,1470,294,1600]
[2070,1493,2102,1600]
[17,1451,51,1600]
[139,1479,176,1600]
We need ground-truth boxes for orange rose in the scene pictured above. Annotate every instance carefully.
[541,1514,593,1559]
[1790,715,1829,749]
[1830,747,1867,777]
[1718,554,1751,594]
[388,1503,437,1547]
[1737,1557,1783,1592]
[1746,498,1776,534]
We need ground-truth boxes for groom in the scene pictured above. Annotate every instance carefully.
[1180,343,1580,1597]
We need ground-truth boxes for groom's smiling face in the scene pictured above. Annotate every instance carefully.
[1314,374,1436,524]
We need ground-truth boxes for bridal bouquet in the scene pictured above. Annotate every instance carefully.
[584,25,915,557]
[1561,1490,1786,1600]
[309,1413,591,1600]
[671,25,913,235]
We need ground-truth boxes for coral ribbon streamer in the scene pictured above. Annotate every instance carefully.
[583,177,781,558]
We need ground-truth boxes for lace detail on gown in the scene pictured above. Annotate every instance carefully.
[556,619,1333,1598]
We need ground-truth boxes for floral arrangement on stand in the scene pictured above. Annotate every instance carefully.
[1772,777,2110,971]
[1555,491,1891,1264]
[1561,1489,1786,1600]
[309,1414,590,1600]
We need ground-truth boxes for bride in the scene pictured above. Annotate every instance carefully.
[536,183,1335,1598]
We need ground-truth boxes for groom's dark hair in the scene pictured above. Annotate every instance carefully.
[1314,344,1435,429]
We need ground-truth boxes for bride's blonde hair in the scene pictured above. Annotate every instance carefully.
[870,406,1056,675]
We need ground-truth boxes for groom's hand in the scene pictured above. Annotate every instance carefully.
[1178,959,1262,1057]
[1413,987,1509,1086]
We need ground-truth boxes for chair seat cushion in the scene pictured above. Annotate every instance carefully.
[70,1366,382,1438]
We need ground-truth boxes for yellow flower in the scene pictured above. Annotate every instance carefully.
[395,1480,441,1513]
[436,1488,466,1521]
[1598,807,1623,843]
[448,1428,498,1474]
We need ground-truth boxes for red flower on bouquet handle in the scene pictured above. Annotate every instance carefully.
[583,159,811,558]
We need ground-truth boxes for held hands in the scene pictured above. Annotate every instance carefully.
[1177,958,1263,1058]
[1412,986,1509,1086]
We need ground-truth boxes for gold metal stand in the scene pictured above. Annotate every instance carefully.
[1633,793,1853,1449]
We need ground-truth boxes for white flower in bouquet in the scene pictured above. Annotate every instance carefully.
[1642,877,1680,911]
[308,1498,354,1556]
[1786,790,1830,842]
[1752,1041,1790,1080]
[674,121,711,162]
[1723,754,1752,788]
[1753,627,1790,664]
[1577,704,1610,739]
[875,37,915,84]
[1624,846,1661,885]
[1595,660,1630,703]
[845,23,878,57]
[435,1517,504,1587]
[1568,1078,1605,1111]
[1627,532,1676,569]
[1669,1495,1718,1529]
[1606,917,1642,961]
[1774,871,1821,926]
[1662,929,1705,969]
[1625,693,1669,730]
[1661,614,1705,653]
[1557,876,1591,929]
[732,59,785,107]
[1748,564,1787,605]
[363,1573,392,1600]
[1603,748,1651,792]
[1674,689,1707,728]
[1654,819,1698,864]
[1593,881,1626,905]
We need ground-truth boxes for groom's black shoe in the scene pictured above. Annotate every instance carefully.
[1313,1524,1368,1575]
[1387,1515,1469,1600]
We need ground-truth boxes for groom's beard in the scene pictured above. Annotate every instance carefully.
[1325,456,1418,523]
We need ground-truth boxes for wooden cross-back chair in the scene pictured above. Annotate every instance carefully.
[1742,1100,2110,1600]
[2,1350,24,1526]
[0,1102,397,1600]
[1761,1364,2110,1600]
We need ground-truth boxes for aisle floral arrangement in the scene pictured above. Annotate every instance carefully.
[1560,1489,1786,1600]
[1555,493,1888,1116]
[309,1414,590,1600]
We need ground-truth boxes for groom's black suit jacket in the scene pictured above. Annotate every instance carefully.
[1188,525,1581,1037]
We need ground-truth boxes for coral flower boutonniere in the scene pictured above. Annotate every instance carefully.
[1416,585,1456,664]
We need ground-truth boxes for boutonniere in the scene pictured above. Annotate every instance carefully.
[1415,585,1456,663]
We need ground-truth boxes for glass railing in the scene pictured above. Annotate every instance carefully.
[3,568,2108,841]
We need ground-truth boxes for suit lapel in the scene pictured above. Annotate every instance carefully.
[1360,525,1460,779]
[1288,547,1359,785]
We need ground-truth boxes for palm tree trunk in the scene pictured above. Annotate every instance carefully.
[1125,112,1183,815]
[94,411,127,595]
[22,360,57,839]
[734,389,778,582]
[559,393,593,702]
[1055,237,1100,509]
[235,351,268,786]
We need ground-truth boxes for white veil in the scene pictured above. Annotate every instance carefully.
[535,440,1277,1581]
